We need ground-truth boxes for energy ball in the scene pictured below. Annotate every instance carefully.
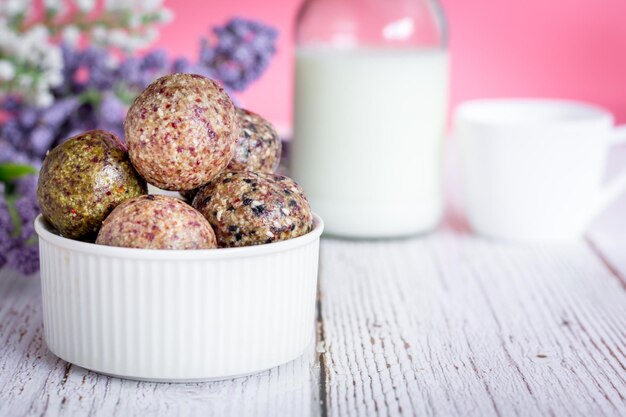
[37,130,147,240]
[192,171,312,248]
[227,108,281,173]
[179,109,281,203]
[96,195,217,250]
[125,73,238,191]
[179,188,197,203]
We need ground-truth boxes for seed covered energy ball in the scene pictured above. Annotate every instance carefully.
[192,171,312,248]
[179,188,197,203]
[227,108,281,173]
[180,111,281,203]
[96,195,217,250]
[37,130,147,240]
[125,73,238,191]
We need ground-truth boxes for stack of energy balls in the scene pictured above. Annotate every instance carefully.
[37,73,312,250]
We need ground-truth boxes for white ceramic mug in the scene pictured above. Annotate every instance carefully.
[455,99,626,242]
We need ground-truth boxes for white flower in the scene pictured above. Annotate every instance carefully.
[17,74,33,88]
[43,0,64,13]
[62,25,81,46]
[28,24,50,40]
[127,14,141,28]
[45,59,63,87]
[139,0,163,11]
[33,91,53,107]
[0,0,172,104]
[0,60,15,81]
[75,0,96,13]
[0,0,30,18]
[107,28,128,47]
[104,0,126,11]
[91,25,108,43]
[157,9,173,24]
[143,27,159,43]
[122,27,157,51]
[0,20,63,106]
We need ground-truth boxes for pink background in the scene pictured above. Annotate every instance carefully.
[159,0,626,132]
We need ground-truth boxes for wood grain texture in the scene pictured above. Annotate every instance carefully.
[0,269,321,417]
[2,135,625,417]
[317,235,626,417]
[2,229,626,417]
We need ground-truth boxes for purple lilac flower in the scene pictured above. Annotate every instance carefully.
[16,97,81,157]
[1,97,21,113]
[57,43,81,93]
[200,17,278,91]
[2,119,25,149]
[199,39,215,62]
[117,56,143,89]
[0,18,279,275]
[172,57,193,73]
[7,245,40,276]
[141,49,168,71]
[81,47,116,90]
[98,92,126,125]
[1,19,278,165]
[30,126,56,156]
[0,141,31,165]
[18,108,39,129]
[14,195,38,240]
[138,50,169,87]
[41,97,80,129]
[97,92,126,138]
[115,50,170,91]
[14,176,39,241]
[232,44,256,67]
[1,175,41,275]
[14,175,38,202]
[0,183,13,269]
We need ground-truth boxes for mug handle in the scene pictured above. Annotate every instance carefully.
[590,125,626,218]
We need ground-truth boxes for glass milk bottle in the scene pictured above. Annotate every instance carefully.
[291,0,448,237]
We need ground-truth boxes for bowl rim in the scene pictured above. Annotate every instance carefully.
[34,213,324,260]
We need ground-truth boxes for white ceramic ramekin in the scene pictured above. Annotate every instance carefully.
[34,213,323,382]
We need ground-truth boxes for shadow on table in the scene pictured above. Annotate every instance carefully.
[319,204,472,244]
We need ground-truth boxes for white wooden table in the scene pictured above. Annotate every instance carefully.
[1,146,625,417]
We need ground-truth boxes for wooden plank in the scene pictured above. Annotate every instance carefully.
[317,236,626,417]
[0,269,322,417]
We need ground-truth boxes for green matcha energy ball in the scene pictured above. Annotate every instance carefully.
[37,130,147,240]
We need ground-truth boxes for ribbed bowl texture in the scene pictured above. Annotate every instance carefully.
[34,214,323,382]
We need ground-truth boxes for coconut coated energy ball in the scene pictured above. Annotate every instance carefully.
[37,130,147,240]
[96,195,217,250]
[192,171,312,248]
[228,108,281,173]
[125,73,238,191]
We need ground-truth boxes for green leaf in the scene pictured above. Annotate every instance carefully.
[114,84,138,106]
[79,89,103,106]
[0,163,37,183]
[5,193,22,237]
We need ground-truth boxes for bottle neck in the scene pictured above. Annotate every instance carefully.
[296,0,446,49]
